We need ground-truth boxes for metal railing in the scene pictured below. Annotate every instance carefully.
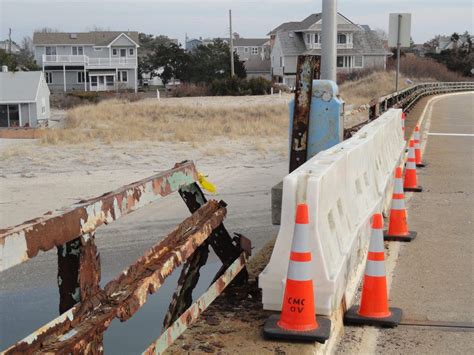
[1,161,250,354]
[42,54,137,67]
[368,81,474,120]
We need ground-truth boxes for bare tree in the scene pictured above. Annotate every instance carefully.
[21,36,33,53]
[35,27,60,33]
[374,28,388,41]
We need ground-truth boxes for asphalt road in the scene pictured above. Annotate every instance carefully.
[339,92,474,353]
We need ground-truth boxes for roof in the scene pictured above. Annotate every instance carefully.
[234,38,269,47]
[268,14,322,35]
[0,71,46,103]
[276,31,307,56]
[302,30,390,56]
[33,31,139,46]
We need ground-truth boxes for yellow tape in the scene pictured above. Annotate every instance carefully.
[198,173,217,194]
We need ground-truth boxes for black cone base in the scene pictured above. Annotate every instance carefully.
[384,230,417,242]
[344,306,402,328]
[404,185,423,192]
[263,314,331,343]
[416,162,427,168]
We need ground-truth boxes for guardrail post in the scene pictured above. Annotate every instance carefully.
[57,233,100,314]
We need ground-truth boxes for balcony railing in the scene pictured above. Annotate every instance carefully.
[305,43,354,50]
[42,55,137,67]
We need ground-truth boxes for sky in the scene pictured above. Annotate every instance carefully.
[0,0,473,45]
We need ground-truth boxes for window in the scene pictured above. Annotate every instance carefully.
[129,48,134,56]
[120,49,126,57]
[112,48,118,56]
[45,72,53,84]
[77,72,86,83]
[106,75,114,86]
[42,98,46,114]
[118,70,128,82]
[45,46,56,55]
[251,47,258,55]
[337,33,347,44]
[314,33,320,44]
[337,56,343,68]
[280,56,283,67]
[72,46,84,55]
[91,76,98,87]
[244,47,249,53]
[354,56,363,68]
[306,33,311,44]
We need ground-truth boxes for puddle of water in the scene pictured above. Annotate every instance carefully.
[0,260,221,353]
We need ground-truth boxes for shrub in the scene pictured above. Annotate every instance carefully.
[210,77,272,96]
[169,83,211,97]
[387,54,466,82]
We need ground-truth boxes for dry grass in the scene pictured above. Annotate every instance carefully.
[338,70,434,107]
[41,99,289,145]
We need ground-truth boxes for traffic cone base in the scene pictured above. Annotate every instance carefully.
[344,305,402,328]
[416,162,427,168]
[263,314,331,343]
[384,230,417,242]
[404,186,423,192]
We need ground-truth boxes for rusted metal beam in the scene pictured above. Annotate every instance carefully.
[0,161,198,272]
[5,200,226,354]
[162,243,209,329]
[289,55,321,173]
[57,233,101,314]
[143,253,248,355]
[178,182,248,282]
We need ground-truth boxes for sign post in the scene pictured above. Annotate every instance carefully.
[389,13,412,95]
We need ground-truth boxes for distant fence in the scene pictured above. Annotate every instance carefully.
[0,160,250,354]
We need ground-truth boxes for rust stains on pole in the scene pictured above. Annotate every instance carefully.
[289,55,321,173]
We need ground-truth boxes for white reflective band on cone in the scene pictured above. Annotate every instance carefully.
[365,260,386,277]
[394,179,404,193]
[369,229,384,252]
[415,131,420,140]
[291,224,311,253]
[287,260,312,281]
[407,161,416,169]
[408,148,415,159]
[415,142,420,149]
[391,198,405,210]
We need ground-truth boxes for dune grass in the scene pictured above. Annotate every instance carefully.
[41,99,289,145]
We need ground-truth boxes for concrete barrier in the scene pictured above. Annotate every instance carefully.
[259,108,405,315]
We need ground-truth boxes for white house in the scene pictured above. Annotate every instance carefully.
[0,67,50,128]
[33,31,139,93]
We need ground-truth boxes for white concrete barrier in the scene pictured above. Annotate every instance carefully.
[259,109,405,315]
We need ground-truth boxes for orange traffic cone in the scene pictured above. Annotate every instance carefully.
[401,112,406,134]
[263,203,331,343]
[344,214,402,327]
[404,140,423,192]
[384,167,417,242]
[414,126,426,167]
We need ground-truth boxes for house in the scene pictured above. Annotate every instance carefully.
[32,31,139,93]
[0,40,21,54]
[0,67,50,128]
[233,35,272,80]
[436,34,473,53]
[269,13,390,87]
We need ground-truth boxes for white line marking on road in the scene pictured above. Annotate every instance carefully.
[428,133,474,137]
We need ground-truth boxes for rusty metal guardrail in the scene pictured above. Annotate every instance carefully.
[0,160,250,354]
[368,81,474,120]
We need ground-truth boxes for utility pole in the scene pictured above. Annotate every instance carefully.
[8,28,12,54]
[395,14,402,94]
[229,9,235,77]
[321,0,337,81]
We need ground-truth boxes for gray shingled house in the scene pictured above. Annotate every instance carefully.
[269,13,391,87]
[33,31,139,93]
[0,68,50,128]
[233,35,271,80]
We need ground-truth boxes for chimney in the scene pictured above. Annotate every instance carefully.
[2,65,8,73]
